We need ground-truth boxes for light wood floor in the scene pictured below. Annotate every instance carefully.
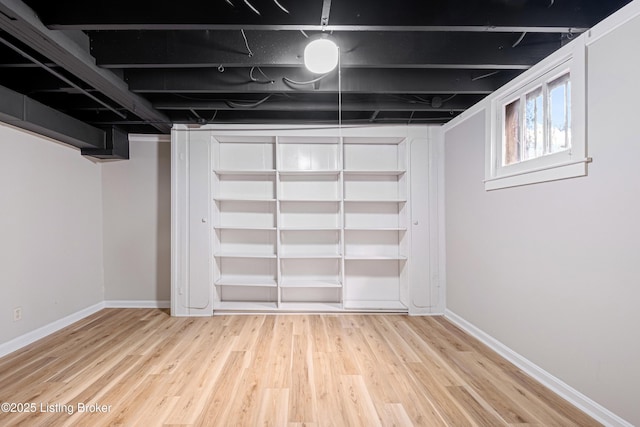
[0,309,599,426]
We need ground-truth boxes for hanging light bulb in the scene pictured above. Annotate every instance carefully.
[304,38,339,74]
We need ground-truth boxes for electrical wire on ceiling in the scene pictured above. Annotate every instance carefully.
[387,94,428,105]
[283,73,330,87]
[175,93,283,103]
[190,109,209,124]
[273,0,289,14]
[411,95,433,105]
[230,0,289,15]
[392,94,457,107]
[471,70,500,81]
[250,66,274,84]
[193,110,218,124]
[300,30,309,38]
[176,93,218,101]
[226,94,273,108]
[512,32,527,48]
[240,29,253,57]
[430,94,457,108]
[243,0,261,15]
[440,94,457,103]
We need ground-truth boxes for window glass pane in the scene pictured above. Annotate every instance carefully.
[503,99,520,165]
[549,74,571,153]
[525,88,543,161]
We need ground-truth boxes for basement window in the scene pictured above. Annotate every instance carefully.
[485,38,588,190]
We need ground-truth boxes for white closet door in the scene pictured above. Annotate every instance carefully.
[408,136,433,313]
[171,130,212,316]
[187,136,212,311]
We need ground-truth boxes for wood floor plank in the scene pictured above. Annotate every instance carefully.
[380,402,416,427]
[404,361,475,426]
[288,332,317,424]
[163,326,241,425]
[391,318,462,387]
[447,385,508,427]
[382,370,450,427]
[263,316,294,389]
[344,326,402,407]
[256,388,289,427]
[193,350,248,427]
[338,375,383,427]
[312,351,350,427]
[0,310,602,427]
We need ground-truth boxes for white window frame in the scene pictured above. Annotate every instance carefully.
[485,37,589,190]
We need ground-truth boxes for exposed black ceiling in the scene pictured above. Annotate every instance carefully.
[0,0,632,140]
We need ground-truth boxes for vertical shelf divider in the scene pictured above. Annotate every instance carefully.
[339,136,346,309]
[211,135,220,307]
[275,135,282,308]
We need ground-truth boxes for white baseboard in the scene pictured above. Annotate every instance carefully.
[0,302,106,359]
[104,300,170,309]
[444,310,633,427]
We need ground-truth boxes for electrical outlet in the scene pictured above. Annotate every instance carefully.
[13,307,22,322]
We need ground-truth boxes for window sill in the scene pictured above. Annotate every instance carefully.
[485,158,591,191]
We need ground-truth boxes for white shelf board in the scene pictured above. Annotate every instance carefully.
[344,227,407,231]
[279,198,341,203]
[279,279,342,288]
[214,169,276,175]
[214,197,277,202]
[215,277,277,287]
[214,252,277,259]
[278,170,341,176]
[343,300,407,310]
[342,137,405,144]
[344,255,408,260]
[278,302,343,311]
[215,301,278,311]
[214,136,276,143]
[279,254,342,259]
[214,225,276,231]
[279,227,341,231]
[343,170,406,176]
[344,199,407,203]
[277,137,340,144]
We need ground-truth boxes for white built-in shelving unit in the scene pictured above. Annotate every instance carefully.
[172,125,442,315]
[210,133,409,312]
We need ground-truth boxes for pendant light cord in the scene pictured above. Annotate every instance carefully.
[338,47,342,133]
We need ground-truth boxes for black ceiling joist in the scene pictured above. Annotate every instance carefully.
[24,24,590,33]
[90,31,559,70]
[125,68,520,94]
[0,83,128,158]
[21,0,626,30]
[0,83,104,149]
[153,98,473,112]
[0,0,170,133]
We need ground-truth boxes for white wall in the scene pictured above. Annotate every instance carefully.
[101,135,171,303]
[0,123,104,344]
[443,8,640,426]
